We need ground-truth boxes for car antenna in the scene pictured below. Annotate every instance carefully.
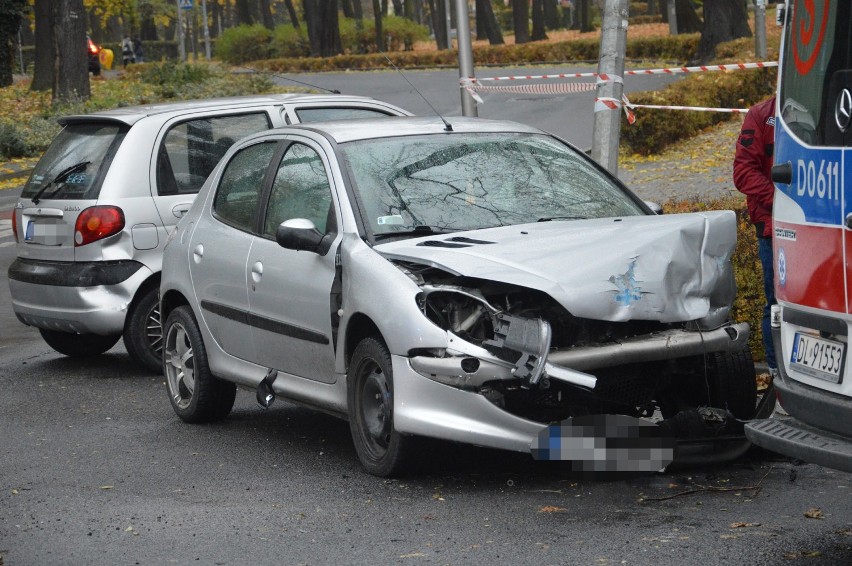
[379,52,453,132]
[238,65,341,94]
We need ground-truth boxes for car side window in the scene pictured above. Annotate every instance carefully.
[157,112,271,195]
[294,107,393,123]
[263,143,334,238]
[213,141,278,232]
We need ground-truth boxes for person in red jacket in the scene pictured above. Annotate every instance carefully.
[733,95,777,375]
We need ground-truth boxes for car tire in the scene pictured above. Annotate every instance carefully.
[347,336,413,477]
[163,305,235,423]
[39,328,120,357]
[123,287,163,373]
[705,345,757,419]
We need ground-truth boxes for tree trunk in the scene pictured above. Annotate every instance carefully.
[663,0,702,33]
[284,0,300,28]
[0,0,24,87]
[391,0,403,16]
[341,0,354,18]
[304,0,321,55]
[139,2,158,41]
[576,0,593,32]
[476,0,504,44]
[259,0,275,29]
[31,0,53,91]
[319,0,341,56]
[647,0,657,16]
[372,0,384,51]
[428,0,448,49]
[531,0,547,40]
[511,0,529,44]
[235,0,253,25]
[695,0,751,62]
[52,0,89,103]
[544,0,560,30]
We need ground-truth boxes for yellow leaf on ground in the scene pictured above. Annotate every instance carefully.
[804,508,824,519]
[539,505,568,513]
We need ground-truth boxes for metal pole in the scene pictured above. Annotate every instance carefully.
[754,0,767,59]
[667,0,677,36]
[17,29,24,75]
[591,0,629,175]
[444,0,453,49]
[202,0,211,60]
[455,0,477,116]
[176,0,186,62]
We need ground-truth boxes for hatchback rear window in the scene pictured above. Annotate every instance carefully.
[22,122,126,200]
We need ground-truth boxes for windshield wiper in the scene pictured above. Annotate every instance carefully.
[31,161,91,205]
[537,216,587,222]
[374,225,461,241]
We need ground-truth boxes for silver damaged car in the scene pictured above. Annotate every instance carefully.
[160,116,757,476]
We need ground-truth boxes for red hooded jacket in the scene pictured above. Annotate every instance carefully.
[733,96,776,238]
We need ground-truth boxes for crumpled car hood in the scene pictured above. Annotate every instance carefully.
[375,210,736,323]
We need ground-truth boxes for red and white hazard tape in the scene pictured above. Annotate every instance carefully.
[595,97,636,124]
[467,82,598,95]
[465,61,777,84]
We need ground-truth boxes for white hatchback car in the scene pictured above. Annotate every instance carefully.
[160,116,758,477]
[7,94,409,371]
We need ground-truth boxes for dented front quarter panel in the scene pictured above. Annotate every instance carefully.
[336,233,449,371]
[375,210,737,324]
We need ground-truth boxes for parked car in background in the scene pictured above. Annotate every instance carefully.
[160,116,757,477]
[87,36,101,76]
[7,94,410,372]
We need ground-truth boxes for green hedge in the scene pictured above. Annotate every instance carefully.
[256,33,699,73]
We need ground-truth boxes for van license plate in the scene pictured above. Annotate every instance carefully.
[790,332,845,384]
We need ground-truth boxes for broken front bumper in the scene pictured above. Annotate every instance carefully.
[409,321,750,392]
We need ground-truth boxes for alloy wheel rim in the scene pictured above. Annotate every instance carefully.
[165,322,195,410]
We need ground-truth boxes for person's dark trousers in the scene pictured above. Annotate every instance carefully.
[758,235,777,370]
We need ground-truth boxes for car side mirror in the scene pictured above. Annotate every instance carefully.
[276,218,324,253]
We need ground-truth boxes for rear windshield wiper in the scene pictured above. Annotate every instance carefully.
[374,225,461,241]
[31,160,91,205]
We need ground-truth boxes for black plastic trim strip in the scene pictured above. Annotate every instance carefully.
[200,300,329,345]
[7,258,143,287]
[783,307,848,336]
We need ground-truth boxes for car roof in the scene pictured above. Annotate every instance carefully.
[58,93,404,127]
[289,116,546,144]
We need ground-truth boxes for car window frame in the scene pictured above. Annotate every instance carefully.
[155,110,274,197]
[210,139,285,234]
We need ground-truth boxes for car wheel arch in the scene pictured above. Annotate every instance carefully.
[160,288,190,327]
[344,312,382,370]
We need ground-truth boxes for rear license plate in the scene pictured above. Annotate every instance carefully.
[790,332,845,384]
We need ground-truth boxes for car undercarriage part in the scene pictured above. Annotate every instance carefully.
[256,368,278,408]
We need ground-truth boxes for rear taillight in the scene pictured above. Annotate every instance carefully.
[11,210,18,243]
[75,206,125,247]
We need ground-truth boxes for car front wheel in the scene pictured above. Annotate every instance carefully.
[39,328,120,357]
[163,306,235,423]
[347,337,413,477]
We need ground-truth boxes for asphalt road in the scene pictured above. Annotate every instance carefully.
[1,66,851,564]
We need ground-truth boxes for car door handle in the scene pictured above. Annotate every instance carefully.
[193,244,203,263]
[172,203,193,218]
[251,261,263,283]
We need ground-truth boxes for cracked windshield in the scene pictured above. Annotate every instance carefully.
[342,132,646,236]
